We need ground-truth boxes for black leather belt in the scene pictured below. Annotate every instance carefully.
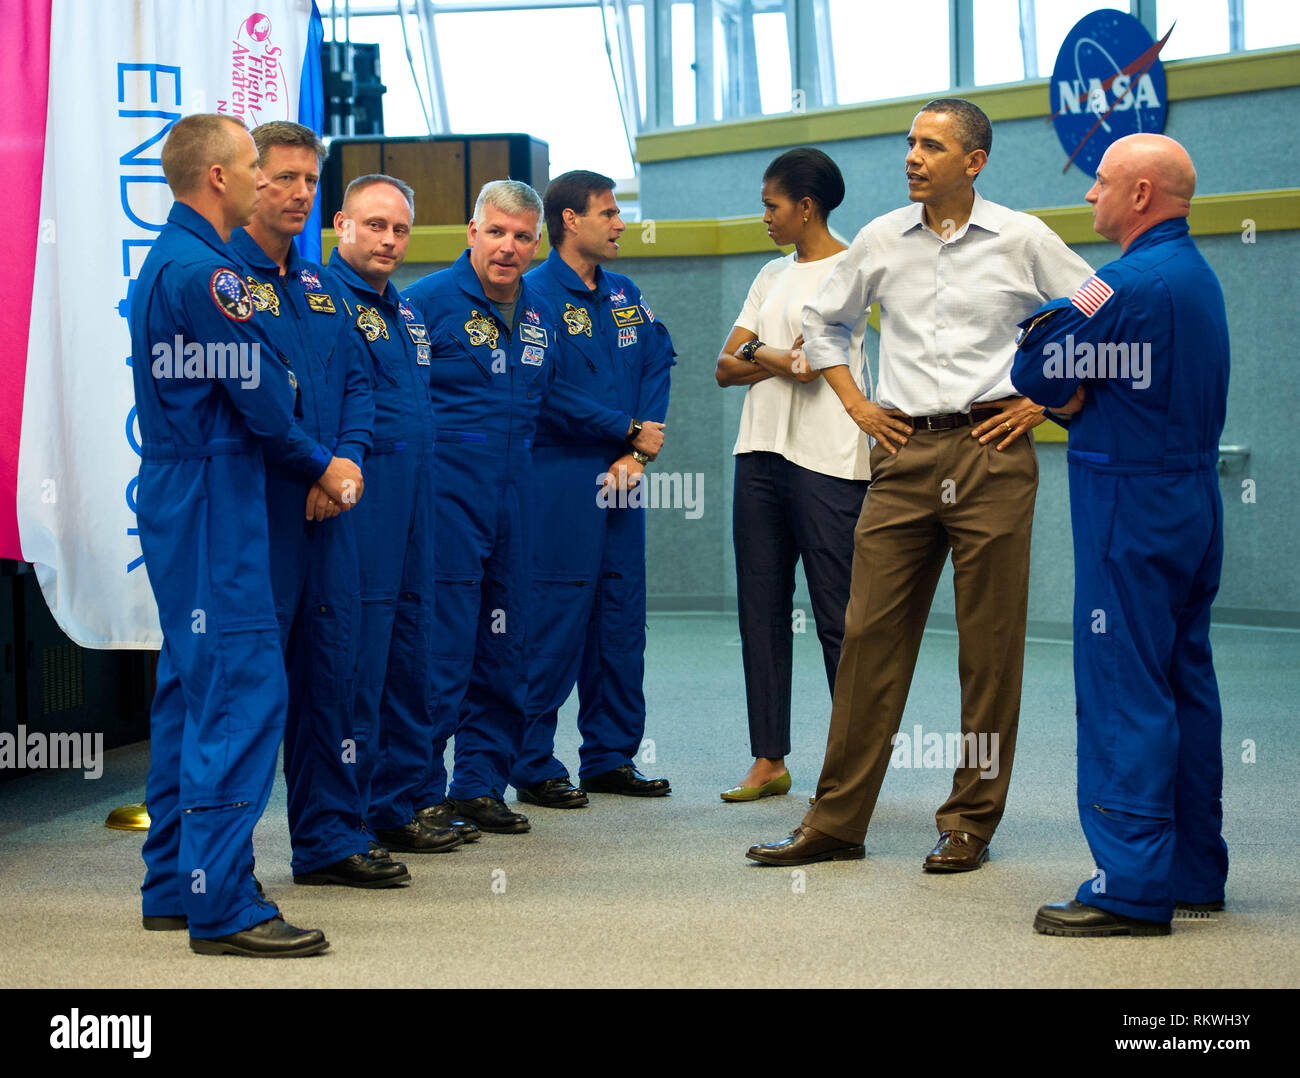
[902,406,1002,432]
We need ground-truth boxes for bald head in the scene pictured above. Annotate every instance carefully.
[1088,134,1197,250]
[1109,134,1196,203]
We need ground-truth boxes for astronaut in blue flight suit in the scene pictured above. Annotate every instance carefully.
[508,171,676,807]
[402,180,559,835]
[134,114,354,957]
[229,122,409,890]
[1010,134,1230,937]
[327,174,466,854]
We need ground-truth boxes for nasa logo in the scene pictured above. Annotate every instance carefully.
[1050,11,1171,177]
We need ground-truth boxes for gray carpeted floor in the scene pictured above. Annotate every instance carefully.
[0,613,1295,989]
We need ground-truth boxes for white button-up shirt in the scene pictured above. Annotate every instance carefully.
[803,191,1094,415]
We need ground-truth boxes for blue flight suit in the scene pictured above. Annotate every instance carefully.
[229,229,374,875]
[402,250,559,803]
[510,248,675,787]
[134,203,333,938]
[1010,217,1230,923]
[326,248,438,832]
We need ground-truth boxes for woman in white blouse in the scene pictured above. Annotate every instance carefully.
[715,148,871,802]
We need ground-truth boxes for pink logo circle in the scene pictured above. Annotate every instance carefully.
[244,14,271,41]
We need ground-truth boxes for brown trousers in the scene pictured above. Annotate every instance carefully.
[804,426,1037,844]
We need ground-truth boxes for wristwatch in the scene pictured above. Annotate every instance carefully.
[631,450,651,465]
[627,418,643,442]
[737,339,763,363]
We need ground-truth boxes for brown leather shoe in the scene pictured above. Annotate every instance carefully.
[923,830,989,872]
[746,825,865,866]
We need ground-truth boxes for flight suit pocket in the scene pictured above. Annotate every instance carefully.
[213,626,287,733]
[433,575,481,661]
[445,335,494,381]
[596,570,647,649]
[304,597,357,690]
[530,575,592,660]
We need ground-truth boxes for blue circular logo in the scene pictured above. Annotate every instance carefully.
[1050,10,1170,177]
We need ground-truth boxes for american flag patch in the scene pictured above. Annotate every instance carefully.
[1071,275,1114,317]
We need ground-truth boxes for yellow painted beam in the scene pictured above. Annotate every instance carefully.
[635,46,1300,164]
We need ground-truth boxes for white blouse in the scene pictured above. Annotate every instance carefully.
[732,250,872,480]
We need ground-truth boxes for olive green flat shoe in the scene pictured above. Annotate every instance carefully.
[720,771,792,802]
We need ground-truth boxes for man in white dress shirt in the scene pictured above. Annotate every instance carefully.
[747,98,1093,871]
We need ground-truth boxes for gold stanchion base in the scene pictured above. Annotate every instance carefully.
[105,801,150,832]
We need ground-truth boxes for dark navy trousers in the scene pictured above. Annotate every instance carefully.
[732,451,867,759]
[351,441,437,831]
[1070,461,1229,921]
[266,476,369,876]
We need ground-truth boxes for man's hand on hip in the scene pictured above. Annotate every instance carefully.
[972,397,1047,450]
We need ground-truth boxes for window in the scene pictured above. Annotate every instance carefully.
[1158,0,1231,61]
[1244,0,1300,49]
[828,0,950,105]
[321,0,1300,170]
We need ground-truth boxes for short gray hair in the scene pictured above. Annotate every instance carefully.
[473,179,543,226]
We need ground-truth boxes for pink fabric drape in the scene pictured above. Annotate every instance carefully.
[0,0,52,557]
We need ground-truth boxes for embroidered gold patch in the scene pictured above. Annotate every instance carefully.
[563,303,593,337]
[464,309,500,349]
[245,277,281,317]
[356,305,389,342]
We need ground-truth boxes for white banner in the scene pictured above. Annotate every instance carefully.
[17,0,319,648]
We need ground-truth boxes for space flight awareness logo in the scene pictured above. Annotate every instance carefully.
[1050,10,1173,176]
[217,11,289,125]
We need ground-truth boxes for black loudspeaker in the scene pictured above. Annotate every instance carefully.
[324,41,386,137]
